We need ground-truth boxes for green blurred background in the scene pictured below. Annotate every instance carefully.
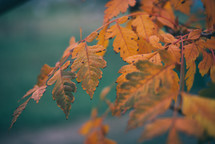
[0,0,209,144]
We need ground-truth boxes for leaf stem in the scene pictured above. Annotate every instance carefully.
[179,36,185,92]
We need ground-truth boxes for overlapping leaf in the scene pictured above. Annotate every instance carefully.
[182,92,215,137]
[198,51,214,76]
[170,0,192,14]
[97,25,109,56]
[114,60,179,115]
[184,40,203,91]
[10,63,53,128]
[71,43,107,98]
[132,13,158,41]
[104,0,136,23]
[80,109,116,144]
[47,69,76,119]
[201,0,215,29]
[139,118,203,143]
[106,22,138,60]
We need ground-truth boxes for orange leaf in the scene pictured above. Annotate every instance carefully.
[132,14,158,41]
[104,0,136,23]
[170,0,192,14]
[106,23,138,60]
[201,0,215,29]
[198,51,213,76]
[188,29,202,40]
[86,32,98,43]
[97,25,109,56]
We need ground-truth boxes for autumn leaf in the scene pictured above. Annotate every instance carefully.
[149,35,163,49]
[201,0,215,29]
[170,0,192,14]
[47,70,76,119]
[125,52,162,65]
[139,118,203,143]
[188,29,202,40]
[132,13,158,41]
[71,43,107,98]
[198,51,213,76]
[31,85,47,103]
[62,36,78,58]
[184,40,202,91]
[37,64,54,86]
[10,98,32,129]
[127,91,173,130]
[106,22,138,60]
[206,37,215,50]
[182,92,215,137]
[104,0,136,23]
[97,25,109,56]
[86,32,98,43]
[185,61,196,91]
[80,109,117,144]
[114,60,179,114]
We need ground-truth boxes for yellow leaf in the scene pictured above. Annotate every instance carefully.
[37,64,54,86]
[170,0,192,14]
[71,43,107,98]
[117,16,129,24]
[160,33,177,43]
[128,95,172,130]
[185,61,196,91]
[149,35,163,49]
[137,38,155,54]
[198,51,213,76]
[182,92,215,137]
[80,121,93,135]
[188,29,202,40]
[168,44,181,63]
[115,61,179,114]
[139,118,172,142]
[132,14,158,41]
[86,32,98,43]
[106,23,138,60]
[104,0,136,23]
[97,25,109,56]
[125,52,161,65]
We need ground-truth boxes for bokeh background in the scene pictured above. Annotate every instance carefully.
[0,0,209,144]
